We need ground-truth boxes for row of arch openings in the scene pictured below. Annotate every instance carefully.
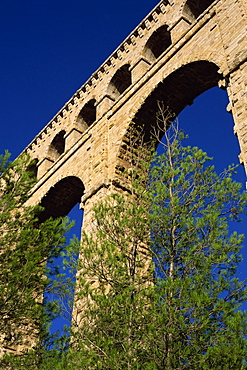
[107,25,172,99]
[43,24,172,163]
[102,0,216,102]
[38,1,215,164]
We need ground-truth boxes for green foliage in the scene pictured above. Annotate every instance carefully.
[3,118,247,369]
[49,122,246,369]
[148,126,247,368]
[0,152,75,367]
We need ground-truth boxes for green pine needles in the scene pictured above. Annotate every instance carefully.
[0,152,75,367]
[148,125,247,369]
[55,121,247,369]
[2,116,247,369]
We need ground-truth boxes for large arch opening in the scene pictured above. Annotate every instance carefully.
[107,64,132,100]
[116,64,247,308]
[117,60,222,175]
[143,25,172,62]
[38,176,85,223]
[177,87,242,174]
[169,87,247,311]
[183,0,215,20]
[135,61,221,135]
[38,176,85,339]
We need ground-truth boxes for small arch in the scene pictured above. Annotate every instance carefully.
[38,176,85,222]
[107,64,132,100]
[27,158,38,179]
[143,26,172,62]
[183,0,215,20]
[76,99,96,131]
[48,130,66,161]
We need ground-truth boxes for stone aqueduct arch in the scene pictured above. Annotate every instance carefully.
[24,0,247,234]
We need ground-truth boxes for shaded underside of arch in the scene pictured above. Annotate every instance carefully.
[48,130,66,161]
[183,0,215,20]
[108,64,132,100]
[115,61,222,177]
[27,158,38,179]
[144,25,172,61]
[133,61,221,141]
[76,99,96,130]
[39,176,85,222]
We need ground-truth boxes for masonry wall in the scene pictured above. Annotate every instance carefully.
[24,0,247,227]
[1,0,247,355]
[22,0,247,336]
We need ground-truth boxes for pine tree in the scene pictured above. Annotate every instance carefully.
[5,111,247,369]
[147,121,247,369]
[67,121,247,369]
[0,152,75,367]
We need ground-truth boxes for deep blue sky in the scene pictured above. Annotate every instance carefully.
[1,0,247,327]
[1,0,159,157]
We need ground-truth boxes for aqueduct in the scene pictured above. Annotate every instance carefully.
[24,0,247,236]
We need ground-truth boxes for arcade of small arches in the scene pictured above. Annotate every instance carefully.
[37,59,227,222]
[48,23,174,160]
[32,0,216,174]
[24,0,246,230]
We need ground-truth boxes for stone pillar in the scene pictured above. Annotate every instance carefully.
[80,184,111,235]
[64,126,83,151]
[227,60,247,174]
[130,58,151,83]
[37,157,54,179]
[217,0,247,174]
[96,95,115,119]
[169,16,192,44]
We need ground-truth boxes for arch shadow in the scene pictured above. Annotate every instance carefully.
[183,0,215,20]
[116,60,222,175]
[39,176,85,222]
[107,64,132,100]
[143,25,172,62]
[134,60,221,142]
[48,130,66,161]
[76,99,97,131]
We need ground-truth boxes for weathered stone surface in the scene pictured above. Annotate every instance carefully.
[4,0,247,353]
[23,0,247,230]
